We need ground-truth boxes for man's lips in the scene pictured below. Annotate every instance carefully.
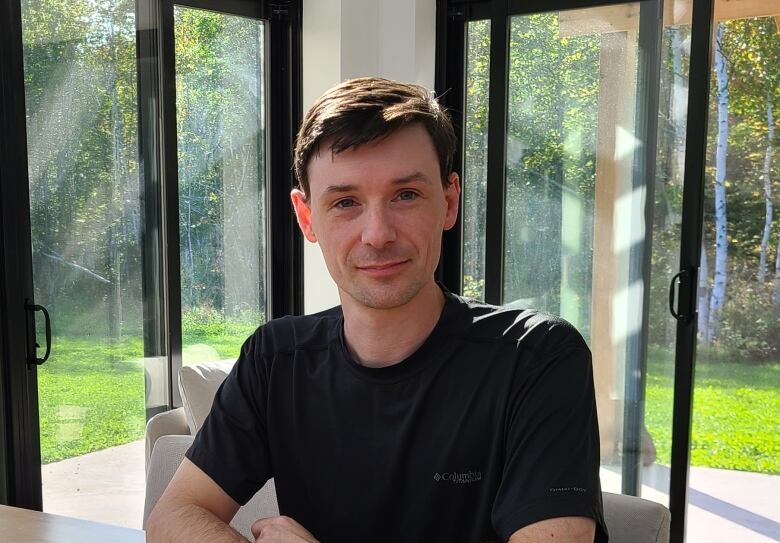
[355,259,410,271]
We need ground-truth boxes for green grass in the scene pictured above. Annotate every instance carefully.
[38,327,252,464]
[39,335,780,474]
[644,350,780,474]
[38,336,147,464]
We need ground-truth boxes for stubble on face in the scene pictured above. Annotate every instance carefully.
[300,125,457,314]
[342,259,428,310]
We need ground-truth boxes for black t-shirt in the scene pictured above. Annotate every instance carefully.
[186,290,608,542]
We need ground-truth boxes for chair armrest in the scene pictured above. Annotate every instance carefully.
[603,492,671,543]
[145,407,189,470]
[231,479,279,541]
[142,433,279,542]
[143,434,195,528]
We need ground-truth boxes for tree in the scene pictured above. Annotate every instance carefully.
[705,23,730,343]
[721,17,779,287]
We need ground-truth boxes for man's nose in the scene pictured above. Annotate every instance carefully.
[361,206,397,248]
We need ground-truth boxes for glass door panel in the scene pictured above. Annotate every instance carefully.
[457,0,775,538]
[489,2,683,501]
[173,7,267,367]
[687,9,780,542]
[642,0,693,508]
[20,0,155,527]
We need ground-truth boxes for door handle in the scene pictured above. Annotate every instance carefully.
[25,302,52,365]
[668,269,692,322]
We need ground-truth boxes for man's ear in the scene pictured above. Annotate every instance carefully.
[443,171,461,231]
[290,189,317,242]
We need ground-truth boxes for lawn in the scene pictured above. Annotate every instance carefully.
[38,329,251,464]
[644,352,780,474]
[38,336,147,464]
[39,336,780,474]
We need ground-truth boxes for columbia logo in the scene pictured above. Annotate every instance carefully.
[433,471,482,484]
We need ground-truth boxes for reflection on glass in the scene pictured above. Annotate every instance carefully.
[462,20,490,300]
[174,8,267,366]
[642,0,693,509]
[22,0,148,527]
[503,6,653,495]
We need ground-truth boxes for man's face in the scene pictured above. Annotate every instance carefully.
[291,123,460,310]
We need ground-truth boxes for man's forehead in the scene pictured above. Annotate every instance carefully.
[310,123,436,163]
[306,127,440,194]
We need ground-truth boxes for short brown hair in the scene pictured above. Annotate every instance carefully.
[293,77,457,197]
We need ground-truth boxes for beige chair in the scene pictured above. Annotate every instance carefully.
[144,361,670,543]
[143,361,278,541]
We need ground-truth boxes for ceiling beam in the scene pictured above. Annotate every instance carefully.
[559,0,780,37]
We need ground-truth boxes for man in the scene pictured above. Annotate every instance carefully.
[147,77,608,543]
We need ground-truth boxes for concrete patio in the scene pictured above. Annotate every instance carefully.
[42,441,780,541]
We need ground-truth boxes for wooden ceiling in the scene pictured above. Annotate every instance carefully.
[558,0,780,37]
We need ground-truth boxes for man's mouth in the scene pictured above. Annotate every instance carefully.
[356,260,410,272]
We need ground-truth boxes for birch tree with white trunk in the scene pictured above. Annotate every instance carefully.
[759,94,774,285]
[706,23,729,343]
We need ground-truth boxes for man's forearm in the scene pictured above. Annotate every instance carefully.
[147,501,247,543]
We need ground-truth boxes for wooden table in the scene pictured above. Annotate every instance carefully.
[0,504,146,542]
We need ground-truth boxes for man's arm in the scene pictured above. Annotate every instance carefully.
[146,457,245,542]
[507,516,596,543]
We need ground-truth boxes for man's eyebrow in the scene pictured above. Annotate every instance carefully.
[323,183,358,195]
[322,172,431,195]
[392,171,432,185]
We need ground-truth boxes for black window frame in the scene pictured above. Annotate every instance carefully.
[0,0,42,509]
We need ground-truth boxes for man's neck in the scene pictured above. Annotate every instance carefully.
[341,282,446,368]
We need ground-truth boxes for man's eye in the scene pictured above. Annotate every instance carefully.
[335,198,356,209]
[397,190,418,201]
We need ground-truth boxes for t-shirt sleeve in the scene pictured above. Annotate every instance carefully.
[185,331,272,505]
[491,336,608,542]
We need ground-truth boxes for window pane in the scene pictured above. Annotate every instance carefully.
[503,4,662,496]
[22,0,150,527]
[462,20,490,300]
[174,7,267,366]
[688,11,780,542]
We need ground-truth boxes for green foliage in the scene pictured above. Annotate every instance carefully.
[697,18,780,344]
[181,305,262,340]
[714,271,780,360]
[462,274,485,300]
[462,20,490,290]
[174,7,267,313]
[22,2,267,341]
[502,14,600,319]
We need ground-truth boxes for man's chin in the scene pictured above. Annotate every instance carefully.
[343,281,424,311]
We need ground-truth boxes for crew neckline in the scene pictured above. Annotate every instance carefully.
[334,284,468,384]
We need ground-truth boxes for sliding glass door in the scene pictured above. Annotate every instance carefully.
[440,0,703,540]
[1,0,300,526]
[19,0,161,525]
[443,1,780,541]
[454,0,673,496]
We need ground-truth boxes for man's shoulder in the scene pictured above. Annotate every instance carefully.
[455,296,588,355]
[252,306,343,355]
